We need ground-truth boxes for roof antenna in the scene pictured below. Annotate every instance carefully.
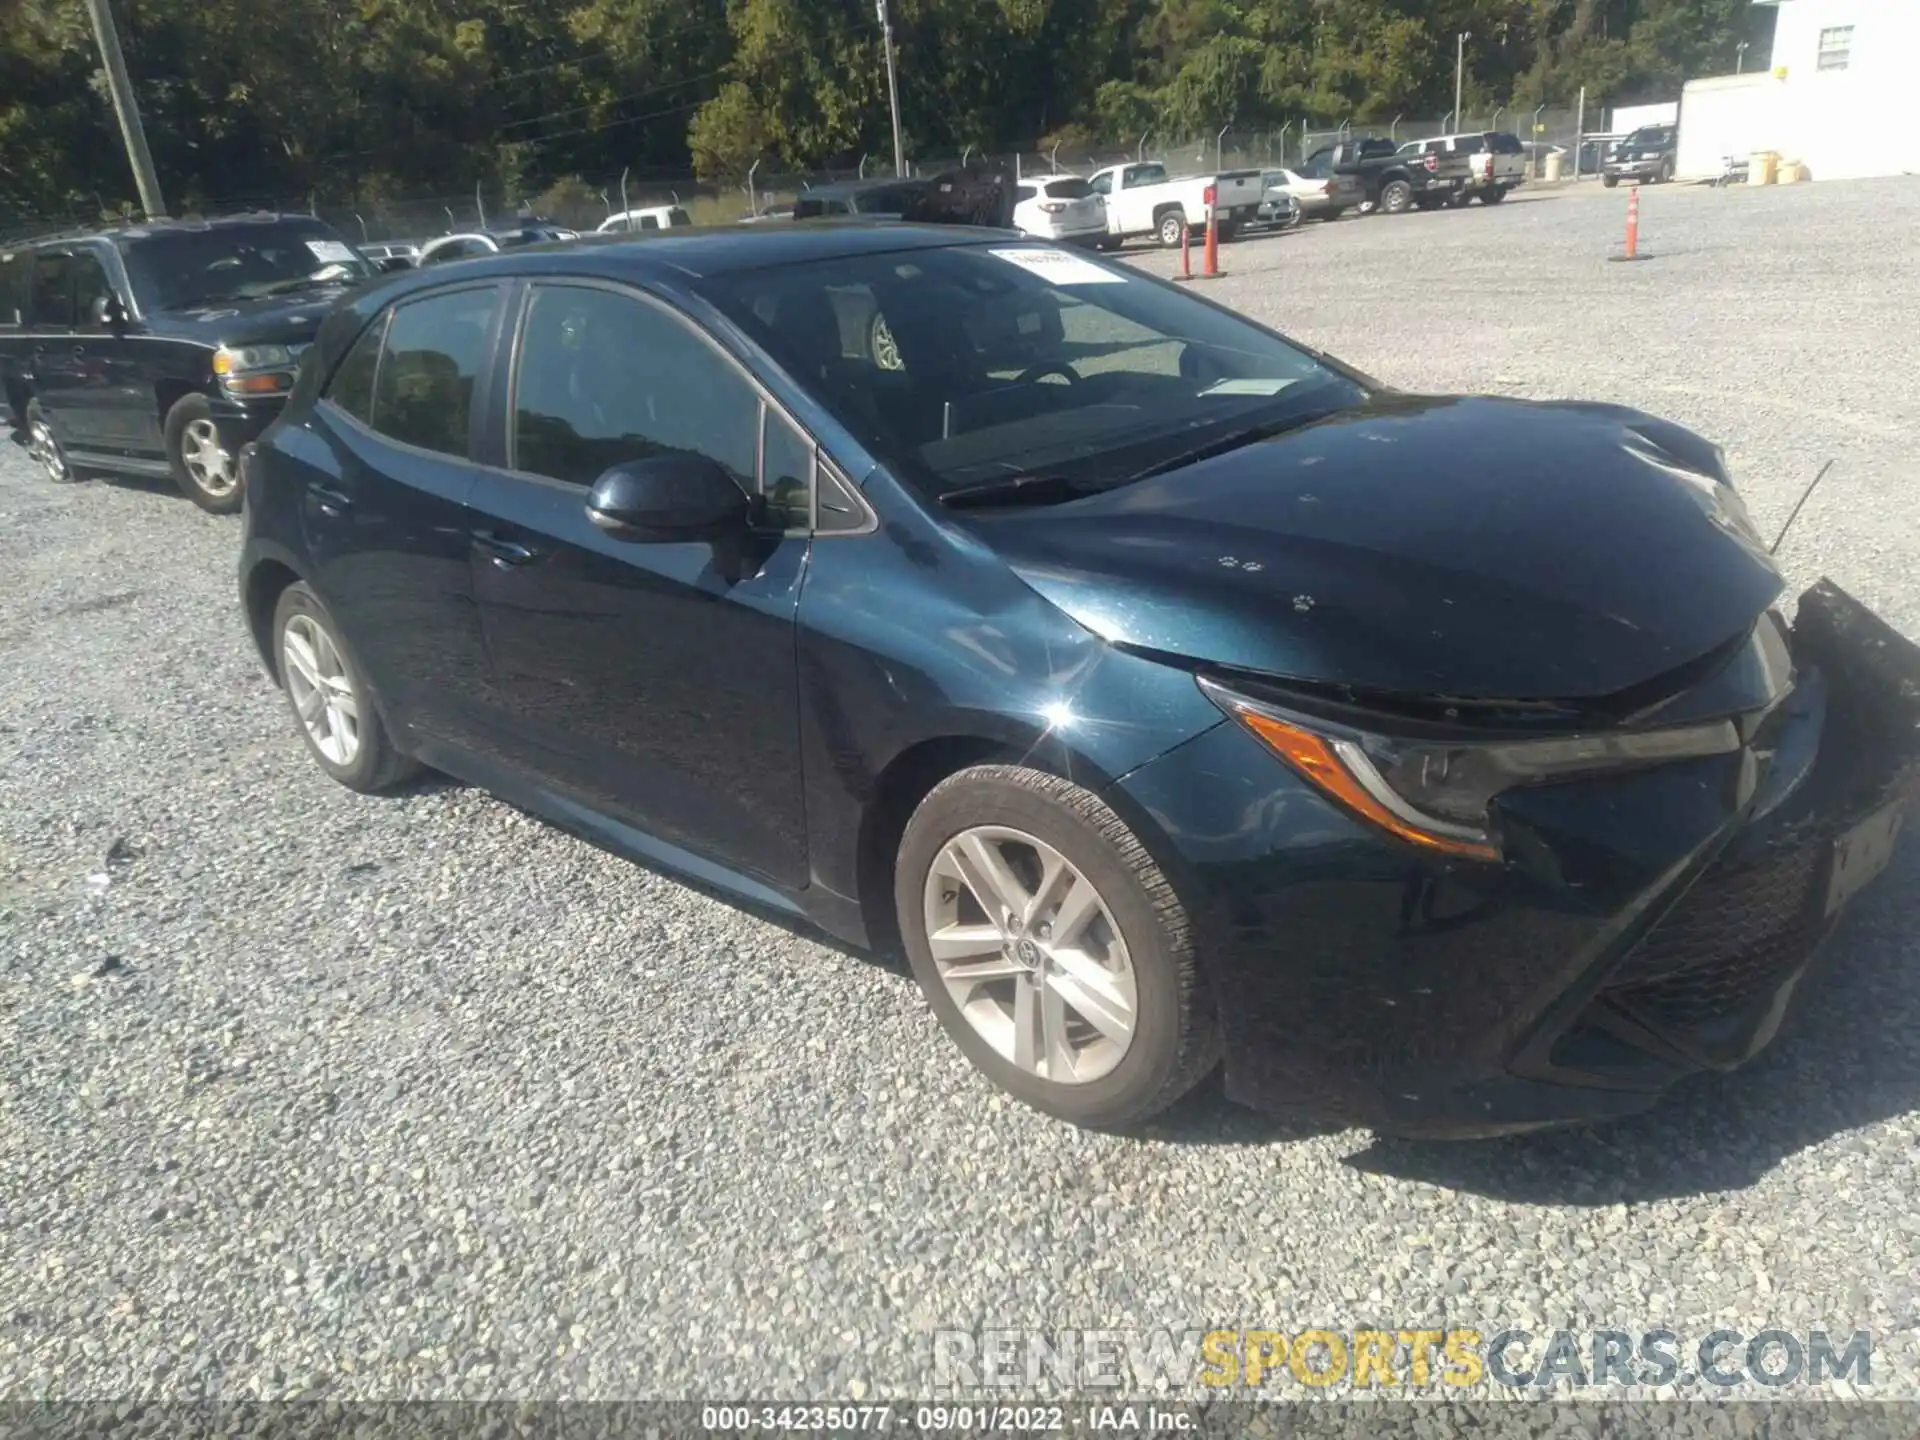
[1770,459,1835,555]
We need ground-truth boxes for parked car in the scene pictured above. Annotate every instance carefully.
[1603,124,1680,186]
[791,179,931,221]
[418,224,575,266]
[0,212,377,511]
[1085,161,1265,247]
[597,205,694,233]
[238,225,1919,1137]
[1398,131,1528,204]
[1010,174,1108,246]
[1307,138,1458,216]
[360,241,422,270]
[1250,178,1302,232]
[1261,156,1363,221]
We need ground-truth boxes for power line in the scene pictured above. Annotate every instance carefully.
[496,65,735,132]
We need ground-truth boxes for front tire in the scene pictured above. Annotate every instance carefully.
[162,393,243,513]
[895,764,1219,1130]
[1603,173,1620,189]
[272,581,419,794]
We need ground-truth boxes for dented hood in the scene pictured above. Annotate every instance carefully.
[981,395,1785,701]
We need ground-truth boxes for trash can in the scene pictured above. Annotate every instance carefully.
[1779,160,1808,184]
[1543,152,1565,183]
[1749,150,1780,186]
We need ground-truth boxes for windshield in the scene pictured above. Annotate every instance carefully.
[697,242,1365,499]
[119,222,375,310]
[1627,127,1674,148]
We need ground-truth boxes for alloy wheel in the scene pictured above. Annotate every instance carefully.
[282,614,362,766]
[26,415,70,482]
[182,417,237,498]
[921,825,1138,1084]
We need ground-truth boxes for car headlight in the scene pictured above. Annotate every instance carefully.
[214,344,299,397]
[213,344,294,374]
[1198,676,1742,862]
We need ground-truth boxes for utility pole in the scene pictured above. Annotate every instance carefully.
[1455,32,1471,134]
[84,0,165,218]
[875,0,905,177]
[1737,41,1750,74]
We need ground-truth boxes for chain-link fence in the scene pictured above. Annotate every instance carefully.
[4,102,1642,248]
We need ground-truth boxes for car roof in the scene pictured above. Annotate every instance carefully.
[361,221,1016,290]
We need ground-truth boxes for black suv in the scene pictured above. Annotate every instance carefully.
[1,213,378,512]
[1602,125,1679,187]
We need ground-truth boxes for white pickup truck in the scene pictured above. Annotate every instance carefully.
[1085,161,1266,248]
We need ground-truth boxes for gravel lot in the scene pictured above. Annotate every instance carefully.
[4,176,1920,1406]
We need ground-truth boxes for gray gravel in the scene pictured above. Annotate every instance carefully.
[4,176,1920,1406]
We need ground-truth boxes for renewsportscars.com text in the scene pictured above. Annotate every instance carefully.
[930,1327,1873,1392]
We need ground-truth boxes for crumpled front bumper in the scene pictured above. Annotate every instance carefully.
[1116,582,1920,1138]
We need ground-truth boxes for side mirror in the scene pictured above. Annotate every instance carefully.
[586,455,751,542]
[89,293,127,329]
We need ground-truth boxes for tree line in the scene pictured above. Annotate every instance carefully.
[1,0,1768,223]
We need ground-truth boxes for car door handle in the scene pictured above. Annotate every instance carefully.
[308,484,352,517]
[472,531,538,567]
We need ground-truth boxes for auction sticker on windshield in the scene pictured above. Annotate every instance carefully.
[989,248,1126,285]
[305,239,358,265]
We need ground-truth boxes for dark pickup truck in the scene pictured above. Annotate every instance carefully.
[1306,137,1473,216]
[1,213,378,512]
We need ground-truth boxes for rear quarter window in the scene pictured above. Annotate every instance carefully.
[1044,179,1095,200]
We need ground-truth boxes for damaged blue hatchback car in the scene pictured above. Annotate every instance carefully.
[237,224,1919,1136]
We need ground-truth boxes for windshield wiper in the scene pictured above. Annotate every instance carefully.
[1124,402,1344,483]
[938,473,1105,511]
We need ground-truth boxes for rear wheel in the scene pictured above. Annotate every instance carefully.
[1603,173,1620,189]
[1657,159,1674,184]
[896,764,1219,1130]
[1379,179,1413,215]
[1155,209,1187,248]
[23,399,73,483]
[162,393,243,514]
[1480,185,1508,204]
[272,581,419,794]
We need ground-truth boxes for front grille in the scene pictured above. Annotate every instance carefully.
[1601,833,1831,1032]
[1609,841,1821,987]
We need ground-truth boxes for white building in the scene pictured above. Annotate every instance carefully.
[1676,0,1920,181]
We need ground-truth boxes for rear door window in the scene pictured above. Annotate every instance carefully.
[367,286,501,459]
[1015,185,1038,205]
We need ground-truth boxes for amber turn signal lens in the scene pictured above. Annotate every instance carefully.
[224,373,292,395]
[1237,710,1500,862]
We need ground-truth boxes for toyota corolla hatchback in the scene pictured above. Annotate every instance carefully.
[238,225,1919,1137]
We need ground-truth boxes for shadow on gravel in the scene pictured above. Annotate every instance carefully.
[1344,840,1920,1205]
